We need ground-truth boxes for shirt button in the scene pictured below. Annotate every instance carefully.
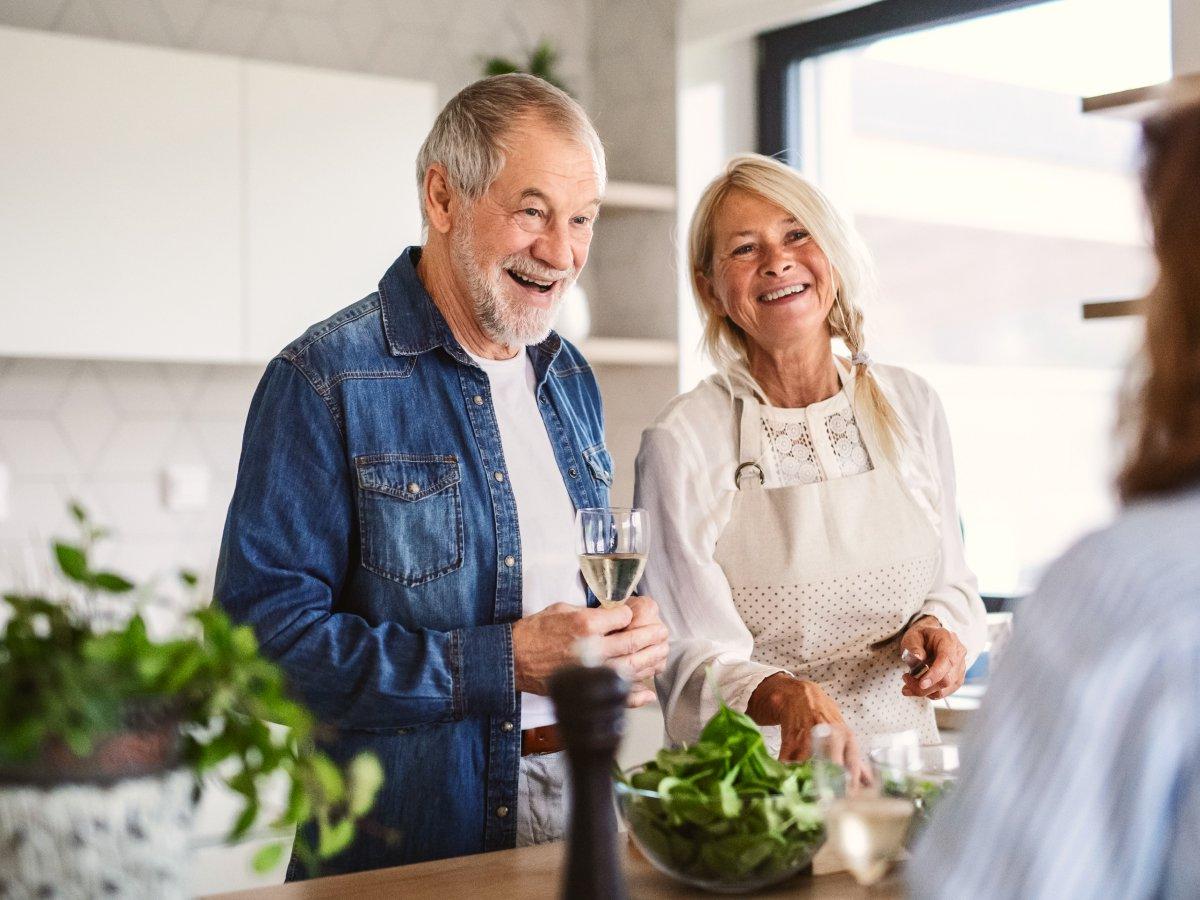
[496,806,510,818]
[473,395,484,405]
[568,467,578,478]
[501,721,514,732]
[504,555,516,567]
[494,471,505,482]
[407,483,420,494]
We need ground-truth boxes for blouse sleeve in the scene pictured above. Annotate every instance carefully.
[634,421,787,744]
[912,382,988,664]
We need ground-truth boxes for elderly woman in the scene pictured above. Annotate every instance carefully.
[635,154,986,778]
[910,97,1200,898]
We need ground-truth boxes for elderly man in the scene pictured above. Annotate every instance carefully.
[215,74,669,877]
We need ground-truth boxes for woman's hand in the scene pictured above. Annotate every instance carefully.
[899,616,967,700]
[747,673,867,785]
[622,595,668,708]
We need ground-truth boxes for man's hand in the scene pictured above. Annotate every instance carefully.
[512,596,669,704]
[899,616,967,700]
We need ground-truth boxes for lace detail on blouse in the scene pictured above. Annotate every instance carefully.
[825,410,872,476]
[760,402,873,486]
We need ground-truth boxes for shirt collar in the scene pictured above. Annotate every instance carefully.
[378,246,563,380]
[378,246,457,357]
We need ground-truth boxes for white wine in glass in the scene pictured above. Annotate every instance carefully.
[826,796,914,887]
[575,507,649,608]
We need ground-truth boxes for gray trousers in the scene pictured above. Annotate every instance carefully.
[516,751,571,846]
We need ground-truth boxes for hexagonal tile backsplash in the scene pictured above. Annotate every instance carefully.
[0,357,263,600]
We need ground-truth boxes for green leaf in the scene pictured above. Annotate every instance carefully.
[252,842,286,873]
[718,771,743,818]
[82,633,127,663]
[309,754,345,804]
[126,614,148,648]
[483,56,521,76]
[93,571,135,593]
[54,543,89,583]
[69,500,87,523]
[346,752,385,817]
[698,701,760,747]
[162,647,206,693]
[229,799,259,841]
[179,569,199,588]
[317,814,355,858]
[63,727,93,758]
[275,777,313,829]
[231,626,259,660]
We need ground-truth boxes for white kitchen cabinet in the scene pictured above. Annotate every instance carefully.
[0,27,242,362]
[242,62,436,360]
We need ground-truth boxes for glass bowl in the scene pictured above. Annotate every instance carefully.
[868,743,958,834]
[614,766,826,895]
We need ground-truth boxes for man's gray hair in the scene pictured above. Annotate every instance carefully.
[416,73,607,225]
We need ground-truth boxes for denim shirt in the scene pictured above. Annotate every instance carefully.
[214,247,612,875]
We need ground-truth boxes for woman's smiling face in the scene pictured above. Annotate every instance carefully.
[701,188,836,353]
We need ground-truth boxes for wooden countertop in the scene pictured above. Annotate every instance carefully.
[206,840,903,899]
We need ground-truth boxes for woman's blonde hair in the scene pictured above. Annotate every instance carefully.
[688,153,905,462]
[1117,99,1200,500]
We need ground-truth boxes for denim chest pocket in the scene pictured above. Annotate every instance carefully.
[355,454,463,586]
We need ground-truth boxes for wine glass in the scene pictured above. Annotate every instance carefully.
[575,507,649,608]
[818,727,916,889]
[825,795,915,888]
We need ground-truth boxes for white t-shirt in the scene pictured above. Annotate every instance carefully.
[469,350,585,730]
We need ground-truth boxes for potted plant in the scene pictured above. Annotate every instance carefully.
[482,38,571,94]
[0,504,384,895]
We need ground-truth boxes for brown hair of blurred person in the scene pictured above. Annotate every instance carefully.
[1118,98,1200,501]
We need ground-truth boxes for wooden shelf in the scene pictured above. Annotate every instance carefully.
[1082,73,1200,120]
[602,180,676,211]
[1082,299,1143,320]
[577,337,678,366]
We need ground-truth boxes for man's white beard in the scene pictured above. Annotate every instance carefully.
[452,219,575,348]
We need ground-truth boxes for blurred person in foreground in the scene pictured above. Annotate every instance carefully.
[910,97,1200,898]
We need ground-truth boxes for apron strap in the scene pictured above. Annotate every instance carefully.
[734,395,765,490]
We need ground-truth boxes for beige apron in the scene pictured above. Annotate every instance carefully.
[713,376,941,750]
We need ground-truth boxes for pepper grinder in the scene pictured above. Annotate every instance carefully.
[548,641,630,900]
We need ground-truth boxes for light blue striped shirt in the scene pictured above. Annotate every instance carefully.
[909,486,1200,899]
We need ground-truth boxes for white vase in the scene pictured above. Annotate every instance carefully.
[0,770,195,898]
[555,282,591,343]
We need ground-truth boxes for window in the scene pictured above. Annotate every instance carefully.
[758,0,1171,595]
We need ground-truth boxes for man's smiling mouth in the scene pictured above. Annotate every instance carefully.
[507,269,556,293]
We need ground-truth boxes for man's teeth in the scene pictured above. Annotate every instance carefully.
[760,284,808,302]
[509,270,554,289]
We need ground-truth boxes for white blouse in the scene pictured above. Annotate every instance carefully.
[633,363,987,743]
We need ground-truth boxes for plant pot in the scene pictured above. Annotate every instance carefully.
[0,706,197,897]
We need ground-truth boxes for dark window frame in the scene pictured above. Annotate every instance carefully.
[757,0,1051,161]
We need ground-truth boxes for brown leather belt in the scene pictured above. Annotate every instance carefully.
[521,723,564,756]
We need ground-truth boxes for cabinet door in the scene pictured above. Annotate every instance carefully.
[242,61,436,361]
[0,27,241,362]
